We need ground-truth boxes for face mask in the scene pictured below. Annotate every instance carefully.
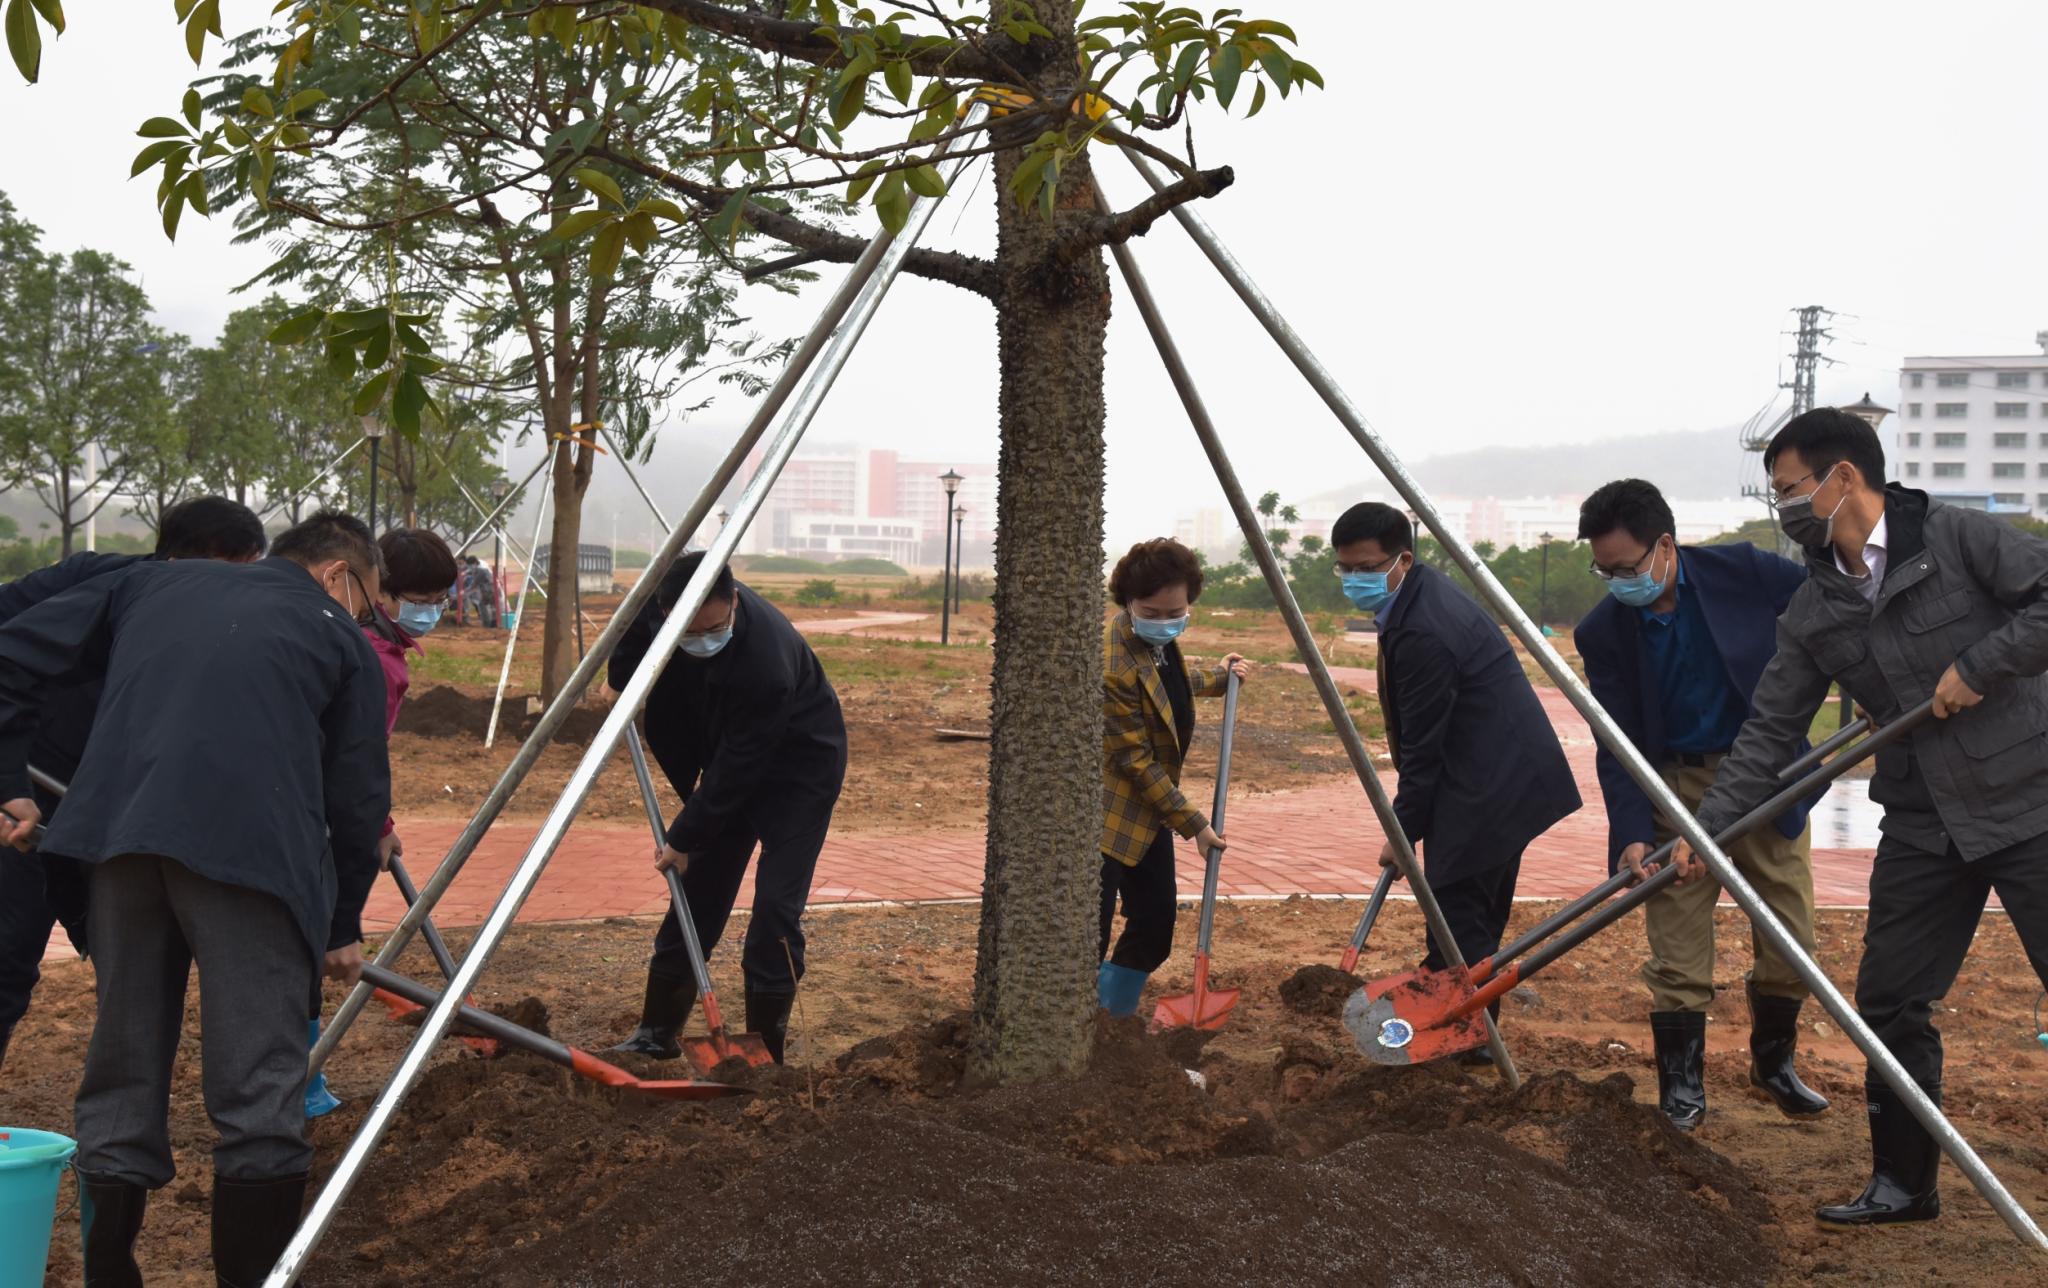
[679,627,733,659]
[396,601,444,637]
[1130,614,1188,645]
[1605,545,1669,608]
[1777,466,1845,549]
[1341,572,1394,613]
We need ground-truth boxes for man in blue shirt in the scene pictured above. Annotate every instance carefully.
[1574,479,1826,1131]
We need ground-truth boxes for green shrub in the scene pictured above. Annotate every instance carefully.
[795,578,841,606]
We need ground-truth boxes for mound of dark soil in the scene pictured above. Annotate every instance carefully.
[393,685,610,744]
[311,1013,1774,1288]
[1280,963,1364,1017]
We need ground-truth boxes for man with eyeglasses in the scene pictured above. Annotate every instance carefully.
[1671,406,2048,1229]
[1572,478,1824,1134]
[606,550,846,1065]
[1332,502,1579,1056]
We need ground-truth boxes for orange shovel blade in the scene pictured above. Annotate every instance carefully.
[680,1028,776,1074]
[1150,984,1241,1032]
[567,1048,751,1100]
[1342,966,1489,1066]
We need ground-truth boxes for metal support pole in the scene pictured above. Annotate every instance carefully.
[1124,147,2045,1250]
[257,437,365,523]
[1102,202,1519,1086]
[953,507,965,613]
[273,108,985,1284]
[595,426,673,536]
[482,477,552,749]
[430,444,600,634]
[453,455,548,557]
[939,499,955,645]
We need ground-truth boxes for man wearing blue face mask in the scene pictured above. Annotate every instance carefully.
[1572,479,1824,1133]
[1332,503,1578,1056]
[606,551,846,1063]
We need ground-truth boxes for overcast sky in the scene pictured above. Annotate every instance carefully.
[4,1,2045,552]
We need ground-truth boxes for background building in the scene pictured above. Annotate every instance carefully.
[739,444,996,568]
[1894,339,2048,515]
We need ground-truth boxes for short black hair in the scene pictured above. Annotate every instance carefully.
[655,551,737,615]
[1765,407,1886,489]
[1108,538,1204,607]
[1577,479,1675,548]
[157,495,265,560]
[1331,502,1412,555]
[379,528,459,599]
[271,509,378,580]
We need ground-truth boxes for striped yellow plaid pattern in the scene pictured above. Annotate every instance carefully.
[1100,612,1230,867]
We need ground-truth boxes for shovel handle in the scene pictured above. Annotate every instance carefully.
[1776,716,1870,782]
[362,962,578,1070]
[1339,865,1396,974]
[388,857,461,983]
[622,728,725,1017]
[1195,671,1241,957]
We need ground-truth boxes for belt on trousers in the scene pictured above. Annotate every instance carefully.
[1671,750,1731,769]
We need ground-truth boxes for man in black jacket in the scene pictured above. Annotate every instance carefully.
[0,496,266,1075]
[0,510,389,1286]
[1676,409,2048,1228]
[608,552,846,1064]
[1332,503,1581,1027]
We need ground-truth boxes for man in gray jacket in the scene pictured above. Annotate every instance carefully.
[1675,407,2048,1229]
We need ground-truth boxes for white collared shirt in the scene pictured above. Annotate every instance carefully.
[1835,512,1889,604]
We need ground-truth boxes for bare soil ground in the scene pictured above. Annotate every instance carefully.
[10,899,2045,1287]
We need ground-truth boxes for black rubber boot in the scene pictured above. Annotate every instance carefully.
[1747,983,1829,1118]
[744,987,796,1064]
[211,1172,307,1287]
[608,969,696,1060]
[78,1171,147,1288]
[1650,1010,1708,1132]
[1816,1083,1943,1227]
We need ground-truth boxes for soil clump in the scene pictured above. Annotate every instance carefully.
[1281,963,1365,1017]
[394,685,609,745]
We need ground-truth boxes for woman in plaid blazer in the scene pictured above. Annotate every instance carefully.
[1098,538,1248,1017]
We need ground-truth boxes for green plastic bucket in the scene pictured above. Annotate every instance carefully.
[0,1127,76,1288]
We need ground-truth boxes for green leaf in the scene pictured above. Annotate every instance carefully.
[392,372,431,437]
[873,170,909,234]
[1171,40,1203,92]
[160,185,187,241]
[28,0,61,33]
[904,163,946,199]
[549,209,612,242]
[137,116,189,139]
[884,56,912,104]
[242,86,275,118]
[589,221,627,280]
[829,72,869,132]
[180,171,209,217]
[622,210,656,251]
[326,338,357,378]
[1246,78,1266,117]
[181,86,201,129]
[174,0,199,19]
[707,187,751,250]
[363,322,390,370]
[844,159,887,203]
[1210,43,1243,107]
[6,0,42,84]
[184,0,219,67]
[221,117,250,148]
[336,4,359,46]
[639,197,687,223]
[350,370,393,416]
[1234,18,1298,43]
[285,87,327,116]
[1257,48,1293,96]
[573,167,624,206]
[129,139,184,177]
[267,308,326,345]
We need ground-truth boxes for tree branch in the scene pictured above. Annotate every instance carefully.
[636,0,1013,81]
[1055,165,1234,262]
[584,144,1001,300]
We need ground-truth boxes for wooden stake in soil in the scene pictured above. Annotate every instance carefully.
[782,936,815,1114]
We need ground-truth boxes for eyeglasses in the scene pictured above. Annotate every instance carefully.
[1333,552,1402,575]
[1589,545,1658,582]
[1767,464,1836,511]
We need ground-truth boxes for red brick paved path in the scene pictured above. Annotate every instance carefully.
[41,664,1883,963]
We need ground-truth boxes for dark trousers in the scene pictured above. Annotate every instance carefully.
[1099,828,1179,973]
[0,847,90,1036]
[76,855,314,1187]
[1858,831,2048,1089]
[652,817,830,993]
[1421,848,1526,974]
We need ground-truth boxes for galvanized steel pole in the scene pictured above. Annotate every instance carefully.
[1122,147,2045,1250]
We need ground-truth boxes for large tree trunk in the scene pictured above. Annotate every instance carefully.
[538,335,600,704]
[968,0,1112,1082]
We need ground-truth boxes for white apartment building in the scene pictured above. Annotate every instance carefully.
[1895,342,2048,515]
[772,512,923,566]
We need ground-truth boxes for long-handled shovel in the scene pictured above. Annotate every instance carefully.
[1347,701,1933,1065]
[624,727,775,1073]
[380,856,499,1057]
[363,964,745,1100]
[1338,866,1397,974]
[1152,670,1243,1032]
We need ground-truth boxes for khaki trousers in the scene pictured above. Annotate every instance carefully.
[1640,758,1817,1013]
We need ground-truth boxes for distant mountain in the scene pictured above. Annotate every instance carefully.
[1304,426,1751,507]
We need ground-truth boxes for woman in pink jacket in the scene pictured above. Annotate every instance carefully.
[306,527,459,1118]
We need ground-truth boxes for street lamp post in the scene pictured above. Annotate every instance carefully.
[938,469,962,644]
[952,504,967,615]
[1538,531,1553,630]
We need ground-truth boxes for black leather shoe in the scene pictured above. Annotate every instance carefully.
[1650,1011,1708,1131]
[79,1171,147,1288]
[744,987,796,1064]
[608,969,695,1060]
[1747,983,1829,1118]
[211,1172,307,1287]
[1816,1083,1942,1227]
